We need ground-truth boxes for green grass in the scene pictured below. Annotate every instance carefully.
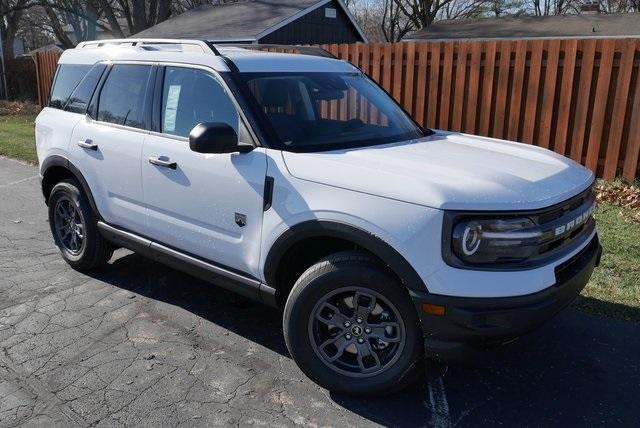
[0,114,638,321]
[0,114,38,164]
[575,203,640,322]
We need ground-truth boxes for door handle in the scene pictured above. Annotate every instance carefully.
[148,156,177,170]
[77,139,98,150]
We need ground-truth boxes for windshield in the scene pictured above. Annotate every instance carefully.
[237,72,425,152]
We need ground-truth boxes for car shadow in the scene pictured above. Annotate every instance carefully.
[87,250,639,427]
[89,250,289,356]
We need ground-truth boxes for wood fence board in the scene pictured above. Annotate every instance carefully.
[507,39,527,141]
[479,41,497,136]
[427,43,441,128]
[493,40,512,138]
[522,40,544,145]
[465,42,482,133]
[393,42,404,103]
[359,43,370,122]
[554,39,578,155]
[538,40,561,149]
[370,43,382,124]
[622,41,640,181]
[603,39,636,180]
[414,43,428,126]
[382,43,393,94]
[585,39,615,172]
[452,42,468,131]
[403,42,416,115]
[570,39,597,163]
[439,42,455,129]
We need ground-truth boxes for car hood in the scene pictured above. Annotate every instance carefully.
[281,131,595,211]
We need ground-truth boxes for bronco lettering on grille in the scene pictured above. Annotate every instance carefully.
[554,204,595,237]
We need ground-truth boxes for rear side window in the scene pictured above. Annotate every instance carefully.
[49,64,91,109]
[97,64,151,129]
[65,64,106,114]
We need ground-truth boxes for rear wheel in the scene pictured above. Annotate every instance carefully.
[283,251,423,395]
[48,179,113,270]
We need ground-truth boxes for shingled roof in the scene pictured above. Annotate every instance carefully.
[405,13,640,41]
[133,0,361,42]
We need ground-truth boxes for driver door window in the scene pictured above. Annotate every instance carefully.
[160,66,248,140]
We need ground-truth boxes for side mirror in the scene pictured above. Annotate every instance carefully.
[189,122,253,154]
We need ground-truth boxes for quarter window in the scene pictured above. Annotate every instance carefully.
[65,64,106,114]
[97,65,151,129]
[161,66,242,138]
[49,64,91,109]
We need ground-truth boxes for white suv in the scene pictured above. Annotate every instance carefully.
[36,39,601,395]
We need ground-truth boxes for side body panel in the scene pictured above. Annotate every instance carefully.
[35,108,83,168]
[67,117,147,233]
[260,149,444,288]
[142,138,267,277]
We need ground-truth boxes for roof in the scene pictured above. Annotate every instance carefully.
[64,40,356,73]
[405,13,640,41]
[133,0,366,42]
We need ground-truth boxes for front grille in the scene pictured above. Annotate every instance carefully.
[537,187,593,224]
[530,186,596,261]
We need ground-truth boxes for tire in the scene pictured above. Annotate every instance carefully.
[283,251,423,395]
[48,178,113,270]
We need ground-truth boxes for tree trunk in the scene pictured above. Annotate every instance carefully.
[131,0,147,34]
[42,5,75,48]
[98,0,125,38]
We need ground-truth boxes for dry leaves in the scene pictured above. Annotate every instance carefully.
[595,180,640,223]
[0,100,41,116]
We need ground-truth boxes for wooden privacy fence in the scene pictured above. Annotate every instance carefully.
[320,39,640,182]
[34,51,62,108]
[33,40,640,181]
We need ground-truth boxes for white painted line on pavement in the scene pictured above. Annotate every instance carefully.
[428,376,451,428]
[0,175,39,188]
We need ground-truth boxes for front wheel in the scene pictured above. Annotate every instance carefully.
[283,251,423,395]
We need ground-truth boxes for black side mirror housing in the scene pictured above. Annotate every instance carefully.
[189,122,253,154]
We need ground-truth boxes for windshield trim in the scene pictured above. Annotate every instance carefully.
[223,71,432,152]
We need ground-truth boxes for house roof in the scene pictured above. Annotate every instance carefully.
[405,13,640,41]
[133,0,365,42]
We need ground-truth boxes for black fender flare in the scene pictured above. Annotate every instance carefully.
[40,155,101,219]
[264,220,427,293]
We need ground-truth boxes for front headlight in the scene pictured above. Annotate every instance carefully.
[451,217,542,265]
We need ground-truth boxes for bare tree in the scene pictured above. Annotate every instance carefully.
[439,0,489,19]
[382,0,414,41]
[1,0,30,59]
[36,0,178,46]
[15,5,56,50]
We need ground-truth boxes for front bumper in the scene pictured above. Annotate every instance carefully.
[412,234,602,356]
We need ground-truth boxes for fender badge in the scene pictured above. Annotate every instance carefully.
[235,213,247,228]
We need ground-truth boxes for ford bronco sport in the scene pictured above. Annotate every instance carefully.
[36,39,601,395]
